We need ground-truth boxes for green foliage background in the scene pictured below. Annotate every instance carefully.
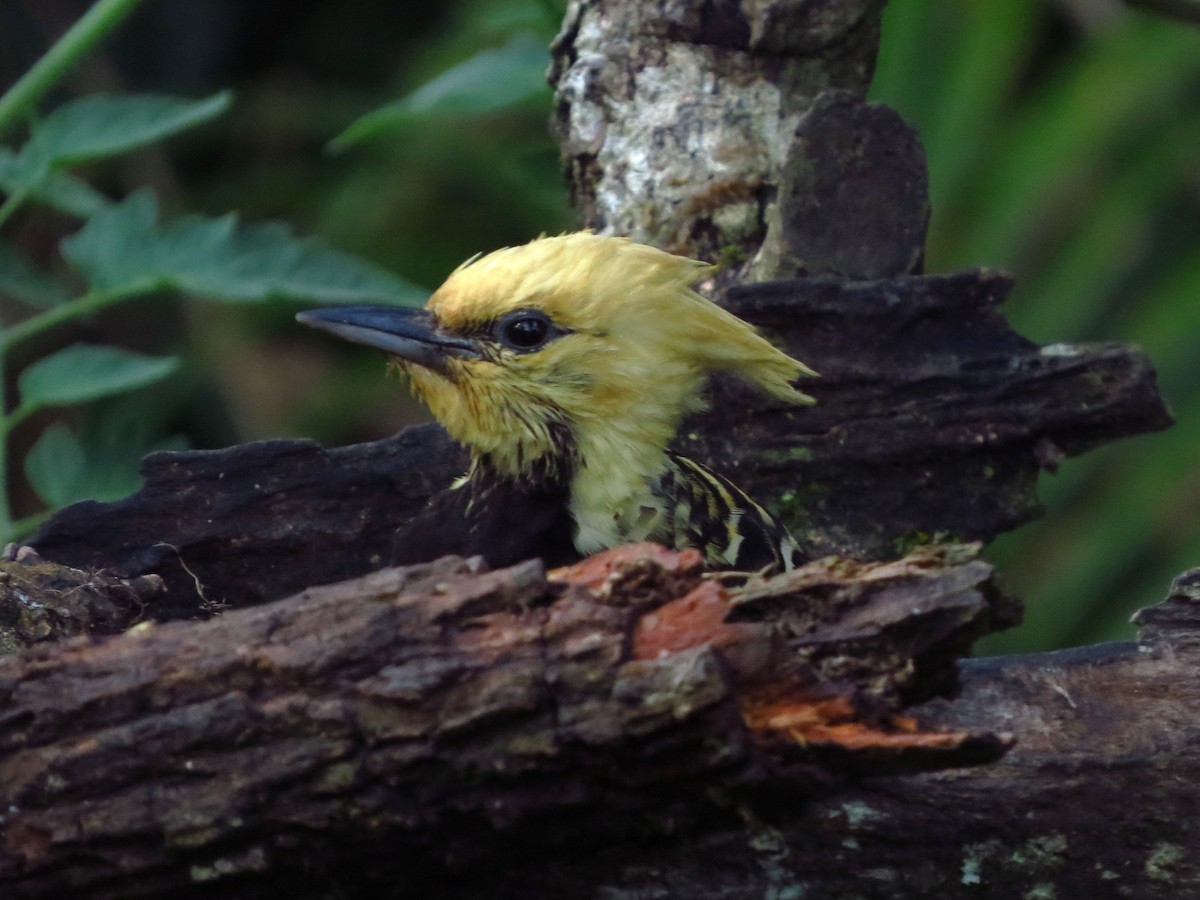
[870,2,1200,652]
[1,0,1198,653]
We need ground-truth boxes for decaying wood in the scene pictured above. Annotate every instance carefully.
[745,90,931,281]
[26,270,1169,620]
[487,563,1200,899]
[0,546,164,654]
[689,271,1172,560]
[0,544,1196,898]
[551,0,926,281]
[0,544,1008,898]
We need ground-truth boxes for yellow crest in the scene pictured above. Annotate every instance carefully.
[404,232,816,480]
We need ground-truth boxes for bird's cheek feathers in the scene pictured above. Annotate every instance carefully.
[408,340,680,441]
[407,359,566,453]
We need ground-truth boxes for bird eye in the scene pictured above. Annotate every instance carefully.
[495,310,553,352]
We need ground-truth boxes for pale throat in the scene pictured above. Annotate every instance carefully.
[565,418,675,556]
[461,408,673,555]
[421,358,691,554]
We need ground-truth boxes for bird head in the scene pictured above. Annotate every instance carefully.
[298,233,816,482]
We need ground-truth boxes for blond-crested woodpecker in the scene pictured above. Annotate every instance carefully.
[298,233,816,571]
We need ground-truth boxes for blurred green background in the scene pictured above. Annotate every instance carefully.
[871,1,1200,652]
[2,0,1198,652]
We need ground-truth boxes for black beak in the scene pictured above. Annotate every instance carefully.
[296,305,480,375]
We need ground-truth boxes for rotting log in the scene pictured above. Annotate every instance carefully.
[0,544,1009,898]
[484,562,1200,899]
[27,270,1170,620]
[0,544,1196,899]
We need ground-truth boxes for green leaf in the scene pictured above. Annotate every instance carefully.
[332,33,550,149]
[20,410,176,509]
[0,239,71,309]
[19,344,179,410]
[28,170,111,218]
[61,190,427,305]
[917,0,1040,211]
[74,399,190,503]
[0,148,110,218]
[4,92,231,192]
[24,422,85,508]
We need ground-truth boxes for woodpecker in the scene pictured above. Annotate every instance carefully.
[298,233,816,572]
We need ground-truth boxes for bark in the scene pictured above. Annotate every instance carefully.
[0,544,1196,899]
[745,90,931,280]
[500,563,1200,899]
[550,0,927,280]
[0,544,1008,898]
[550,0,889,262]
